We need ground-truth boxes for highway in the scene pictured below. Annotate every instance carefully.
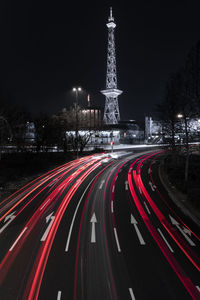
[0,151,200,299]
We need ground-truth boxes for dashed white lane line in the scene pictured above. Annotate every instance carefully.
[157,228,174,253]
[57,290,62,300]
[112,185,115,193]
[111,201,114,213]
[9,227,28,251]
[143,201,151,215]
[114,227,121,252]
[129,288,136,300]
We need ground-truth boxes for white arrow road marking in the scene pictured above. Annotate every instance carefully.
[99,180,105,189]
[41,212,55,242]
[114,228,121,252]
[157,228,174,252]
[0,211,16,234]
[129,288,136,300]
[125,180,129,191]
[9,227,28,251]
[143,201,151,215]
[149,181,156,191]
[183,227,192,236]
[131,215,145,245]
[196,286,200,292]
[57,291,62,300]
[90,213,97,243]
[169,215,195,246]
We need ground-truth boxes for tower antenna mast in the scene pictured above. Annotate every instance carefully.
[101,7,123,124]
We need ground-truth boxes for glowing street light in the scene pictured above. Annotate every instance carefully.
[177,113,183,118]
[72,87,82,159]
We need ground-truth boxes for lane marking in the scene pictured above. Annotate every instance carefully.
[196,286,200,292]
[111,201,114,213]
[125,180,129,191]
[112,185,115,193]
[0,211,16,234]
[9,227,28,251]
[41,213,55,242]
[129,288,136,300]
[99,179,105,189]
[131,214,145,245]
[149,181,156,191]
[90,213,97,243]
[40,198,51,211]
[114,227,121,252]
[143,201,151,215]
[158,228,174,253]
[169,215,195,247]
[139,187,142,194]
[57,290,62,300]
[65,178,95,251]
[148,168,151,174]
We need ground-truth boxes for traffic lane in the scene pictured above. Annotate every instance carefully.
[37,167,104,300]
[73,158,133,300]
[132,155,200,298]
[149,155,200,240]
[0,160,103,299]
[139,155,200,275]
[0,158,100,262]
[114,161,191,300]
[0,156,99,220]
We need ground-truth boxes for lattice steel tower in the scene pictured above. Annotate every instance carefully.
[101,7,123,124]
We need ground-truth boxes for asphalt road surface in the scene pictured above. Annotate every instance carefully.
[0,151,200,300]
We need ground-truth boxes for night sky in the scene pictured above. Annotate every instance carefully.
[1,0,200,121]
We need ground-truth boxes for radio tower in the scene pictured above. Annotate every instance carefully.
[101,7,123,124]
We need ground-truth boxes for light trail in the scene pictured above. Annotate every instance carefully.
[0,158,101,290]
[135,154,200,272]
[23,161,103,300]
[148,154,200,243]
[73,161,114,300]
[128,155,200,299]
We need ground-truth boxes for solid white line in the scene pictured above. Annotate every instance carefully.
[139,187,142,194]
[111,201,114,213]
[40,198,51,210]
[9,227,28,251]
[57,290,62,300]
[157,228,174,253]
[65,178,95,252]
[114,227,121,252]
[129,288,136,300]
[143,201,151,214]
[196,286,200,292]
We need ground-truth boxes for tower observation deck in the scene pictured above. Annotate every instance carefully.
[101,7,123,125]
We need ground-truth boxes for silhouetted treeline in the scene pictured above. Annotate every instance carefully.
[157,40,200,189]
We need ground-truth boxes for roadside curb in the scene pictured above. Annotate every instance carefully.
[159,159,200,227]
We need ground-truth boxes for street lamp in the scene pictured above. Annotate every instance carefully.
[72,87,82,159]
[177,113,183,119]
